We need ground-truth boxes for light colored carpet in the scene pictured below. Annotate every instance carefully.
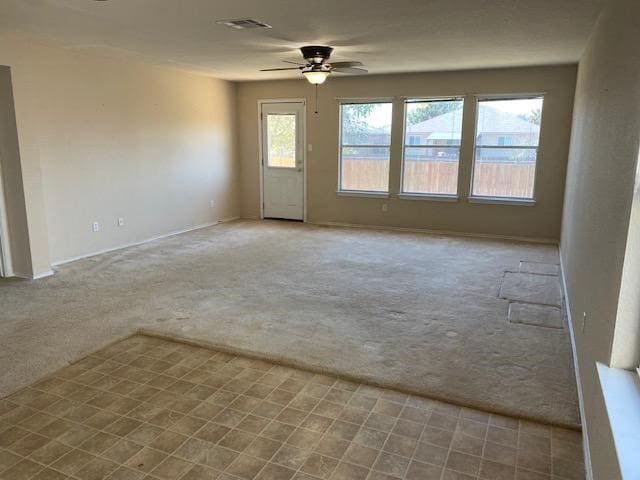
[0,220,579,427]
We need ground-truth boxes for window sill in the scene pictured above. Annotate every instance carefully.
[337,191,390,199]
[596,362,640,480]
[468,196,536,206]
[398,193,459,203]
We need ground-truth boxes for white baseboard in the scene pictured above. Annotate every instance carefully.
[51,221,221,267]
[12,269,54,280]
[219,216,241,223]
[559,253,593,480]
[33,270,54,279]
[306,220,558,245]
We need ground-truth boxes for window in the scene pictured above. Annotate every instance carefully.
[497,135,513,146]
[401,98,464,196]
[472,96,543,200]
[267,114,296,168]
[339,102,393,193]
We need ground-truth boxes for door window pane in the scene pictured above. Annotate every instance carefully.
[472,97,543,199]
[339,103,392,192]
[267,114,296,168]
[402,99,464,195]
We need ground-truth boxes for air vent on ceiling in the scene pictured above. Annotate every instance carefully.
[216,19,272,30]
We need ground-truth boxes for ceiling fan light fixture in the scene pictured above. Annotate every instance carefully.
[303,70,329,84]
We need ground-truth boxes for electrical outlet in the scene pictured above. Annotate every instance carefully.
[117,217,125,227]
[382,203,388,212]
[92,221,100,232]
[209,200,215,208]
[582,312,587,332]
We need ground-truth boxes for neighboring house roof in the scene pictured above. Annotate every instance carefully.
[406,107,539,136]
[427,132,461,140]
[406,109,464,135]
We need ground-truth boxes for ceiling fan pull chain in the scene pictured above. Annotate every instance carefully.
[314,83,319,114]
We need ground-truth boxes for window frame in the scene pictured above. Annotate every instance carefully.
[337,99,393,196]
[399,97,465,200]
[469,94,545,205]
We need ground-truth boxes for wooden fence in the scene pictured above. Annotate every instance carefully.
[403,161,458,195]
[341,159,389,192]
[472,162,535,198]
[341,158,535,198]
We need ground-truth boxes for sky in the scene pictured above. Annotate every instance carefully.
[366,103,393,128]
[484,98,543,115]
[362,97,543,127]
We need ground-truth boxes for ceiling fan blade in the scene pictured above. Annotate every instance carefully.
[332,67,368,74]
[259,67,303,71]
[329,61,364,68]
[282,60,305,66]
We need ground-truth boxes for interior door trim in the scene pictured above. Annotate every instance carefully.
[257,99,307,222]
[0,158,11,277]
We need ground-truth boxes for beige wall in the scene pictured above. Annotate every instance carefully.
[0,32,239,269]
[559,0,640,478]
[237,65,576,240]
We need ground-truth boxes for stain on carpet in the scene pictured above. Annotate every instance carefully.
[508,302,564,329]
[500,271,563,307]
[518,260,560,276]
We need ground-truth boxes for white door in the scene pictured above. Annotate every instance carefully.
[261,102,305,220]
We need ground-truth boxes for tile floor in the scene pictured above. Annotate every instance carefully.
[0,335,585,480]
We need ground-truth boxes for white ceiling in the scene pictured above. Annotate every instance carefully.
[0,0,604,81]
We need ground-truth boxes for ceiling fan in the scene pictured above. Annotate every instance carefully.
[260,45,367,85]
